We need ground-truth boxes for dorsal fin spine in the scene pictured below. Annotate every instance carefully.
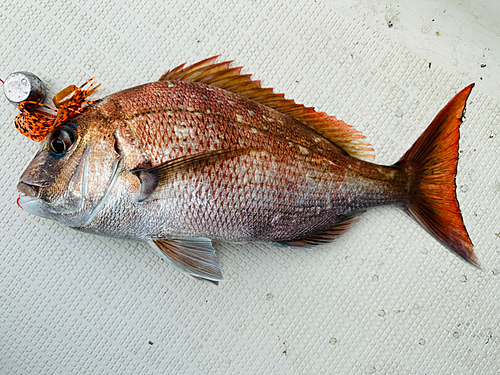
[163,63,186,78]
[192,62,233,82]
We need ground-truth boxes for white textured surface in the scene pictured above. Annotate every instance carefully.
[1,1,499,374]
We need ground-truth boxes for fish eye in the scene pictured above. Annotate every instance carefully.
[47,126,76,154]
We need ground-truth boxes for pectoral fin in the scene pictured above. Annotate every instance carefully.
[150,238,224,282]
[134,148,258,202]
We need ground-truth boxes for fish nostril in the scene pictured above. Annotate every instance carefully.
[17,181,40,198]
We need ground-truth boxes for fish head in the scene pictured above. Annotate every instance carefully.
[17,116,122,228]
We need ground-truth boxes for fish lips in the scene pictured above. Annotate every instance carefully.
[16,180,50,218]
[17,165,52,218]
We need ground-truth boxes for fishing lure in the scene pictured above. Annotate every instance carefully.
[14,77,100,141]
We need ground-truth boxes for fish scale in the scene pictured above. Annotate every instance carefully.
[16,57,477,281]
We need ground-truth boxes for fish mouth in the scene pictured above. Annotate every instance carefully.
[17,181,42,211]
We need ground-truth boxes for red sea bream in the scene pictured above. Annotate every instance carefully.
[16,57,478,281]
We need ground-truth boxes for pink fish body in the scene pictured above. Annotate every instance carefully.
[17,57,477,281]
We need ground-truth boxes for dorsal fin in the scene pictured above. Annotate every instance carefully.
[160,56,375,161]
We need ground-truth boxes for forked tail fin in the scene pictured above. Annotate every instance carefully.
[396,84,478,266]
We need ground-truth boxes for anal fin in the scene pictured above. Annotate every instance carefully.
[150,238,224,282]
[281,214,362,247]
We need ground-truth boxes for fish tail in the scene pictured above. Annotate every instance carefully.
[396,84,478,266]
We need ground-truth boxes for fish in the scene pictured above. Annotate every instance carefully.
[16,56,478,282]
